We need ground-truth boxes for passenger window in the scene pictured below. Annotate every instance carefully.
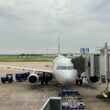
[57,66,73,70]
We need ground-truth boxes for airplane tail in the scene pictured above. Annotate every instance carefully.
[58,37,61,56]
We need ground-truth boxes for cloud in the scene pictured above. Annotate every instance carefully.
[0,0,110,53]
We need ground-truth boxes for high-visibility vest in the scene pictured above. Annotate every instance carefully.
[103,92,108,98]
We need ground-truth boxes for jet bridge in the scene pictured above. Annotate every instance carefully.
[83,43,110,84]
[41,97,61,110]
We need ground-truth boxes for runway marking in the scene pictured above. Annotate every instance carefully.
[21,90,37,110]
[22,95,31,110]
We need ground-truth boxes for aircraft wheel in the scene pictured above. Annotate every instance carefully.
[45,81,48,85]
[41,81,44,85]
[79,79,83,85]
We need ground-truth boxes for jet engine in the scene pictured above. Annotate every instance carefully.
[28,73,39,84]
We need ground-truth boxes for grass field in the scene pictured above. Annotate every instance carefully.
[0,55,54,62]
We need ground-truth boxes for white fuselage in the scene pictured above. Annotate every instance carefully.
[28,55,77,85]
[53,55,77,85]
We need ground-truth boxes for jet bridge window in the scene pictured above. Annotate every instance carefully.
[57,66,73,70]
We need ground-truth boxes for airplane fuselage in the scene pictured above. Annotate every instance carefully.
[53,55,77,85]
[28,55,78,85]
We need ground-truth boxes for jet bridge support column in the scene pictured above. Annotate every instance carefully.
[100,43,110,92]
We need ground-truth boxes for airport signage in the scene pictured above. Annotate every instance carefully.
[80,48,89,54]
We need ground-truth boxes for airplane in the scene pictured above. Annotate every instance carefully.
[0,39,78,85]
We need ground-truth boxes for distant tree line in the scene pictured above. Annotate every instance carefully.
[19,54,42,57]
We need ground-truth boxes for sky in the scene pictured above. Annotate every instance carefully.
[0,0,110,54]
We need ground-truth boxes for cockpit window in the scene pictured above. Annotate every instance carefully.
[56,66,73,70]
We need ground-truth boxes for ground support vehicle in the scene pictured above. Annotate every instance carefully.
[1,74,13,83]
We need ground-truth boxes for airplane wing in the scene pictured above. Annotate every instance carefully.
[0,65,52,73]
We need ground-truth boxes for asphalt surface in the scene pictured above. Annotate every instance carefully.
[75,85,110,110]
[0,81,60,110]
[0,62,110,110]
[0,80,110,110]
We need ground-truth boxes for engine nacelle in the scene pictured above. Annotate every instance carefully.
[28,74,39,84]
[89,76,99,83]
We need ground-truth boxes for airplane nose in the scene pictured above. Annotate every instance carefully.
[61,71,76,84]
[55,69,77,85]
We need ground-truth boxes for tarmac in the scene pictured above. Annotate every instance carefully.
[0,80,60,110]
[0,62,110,110]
